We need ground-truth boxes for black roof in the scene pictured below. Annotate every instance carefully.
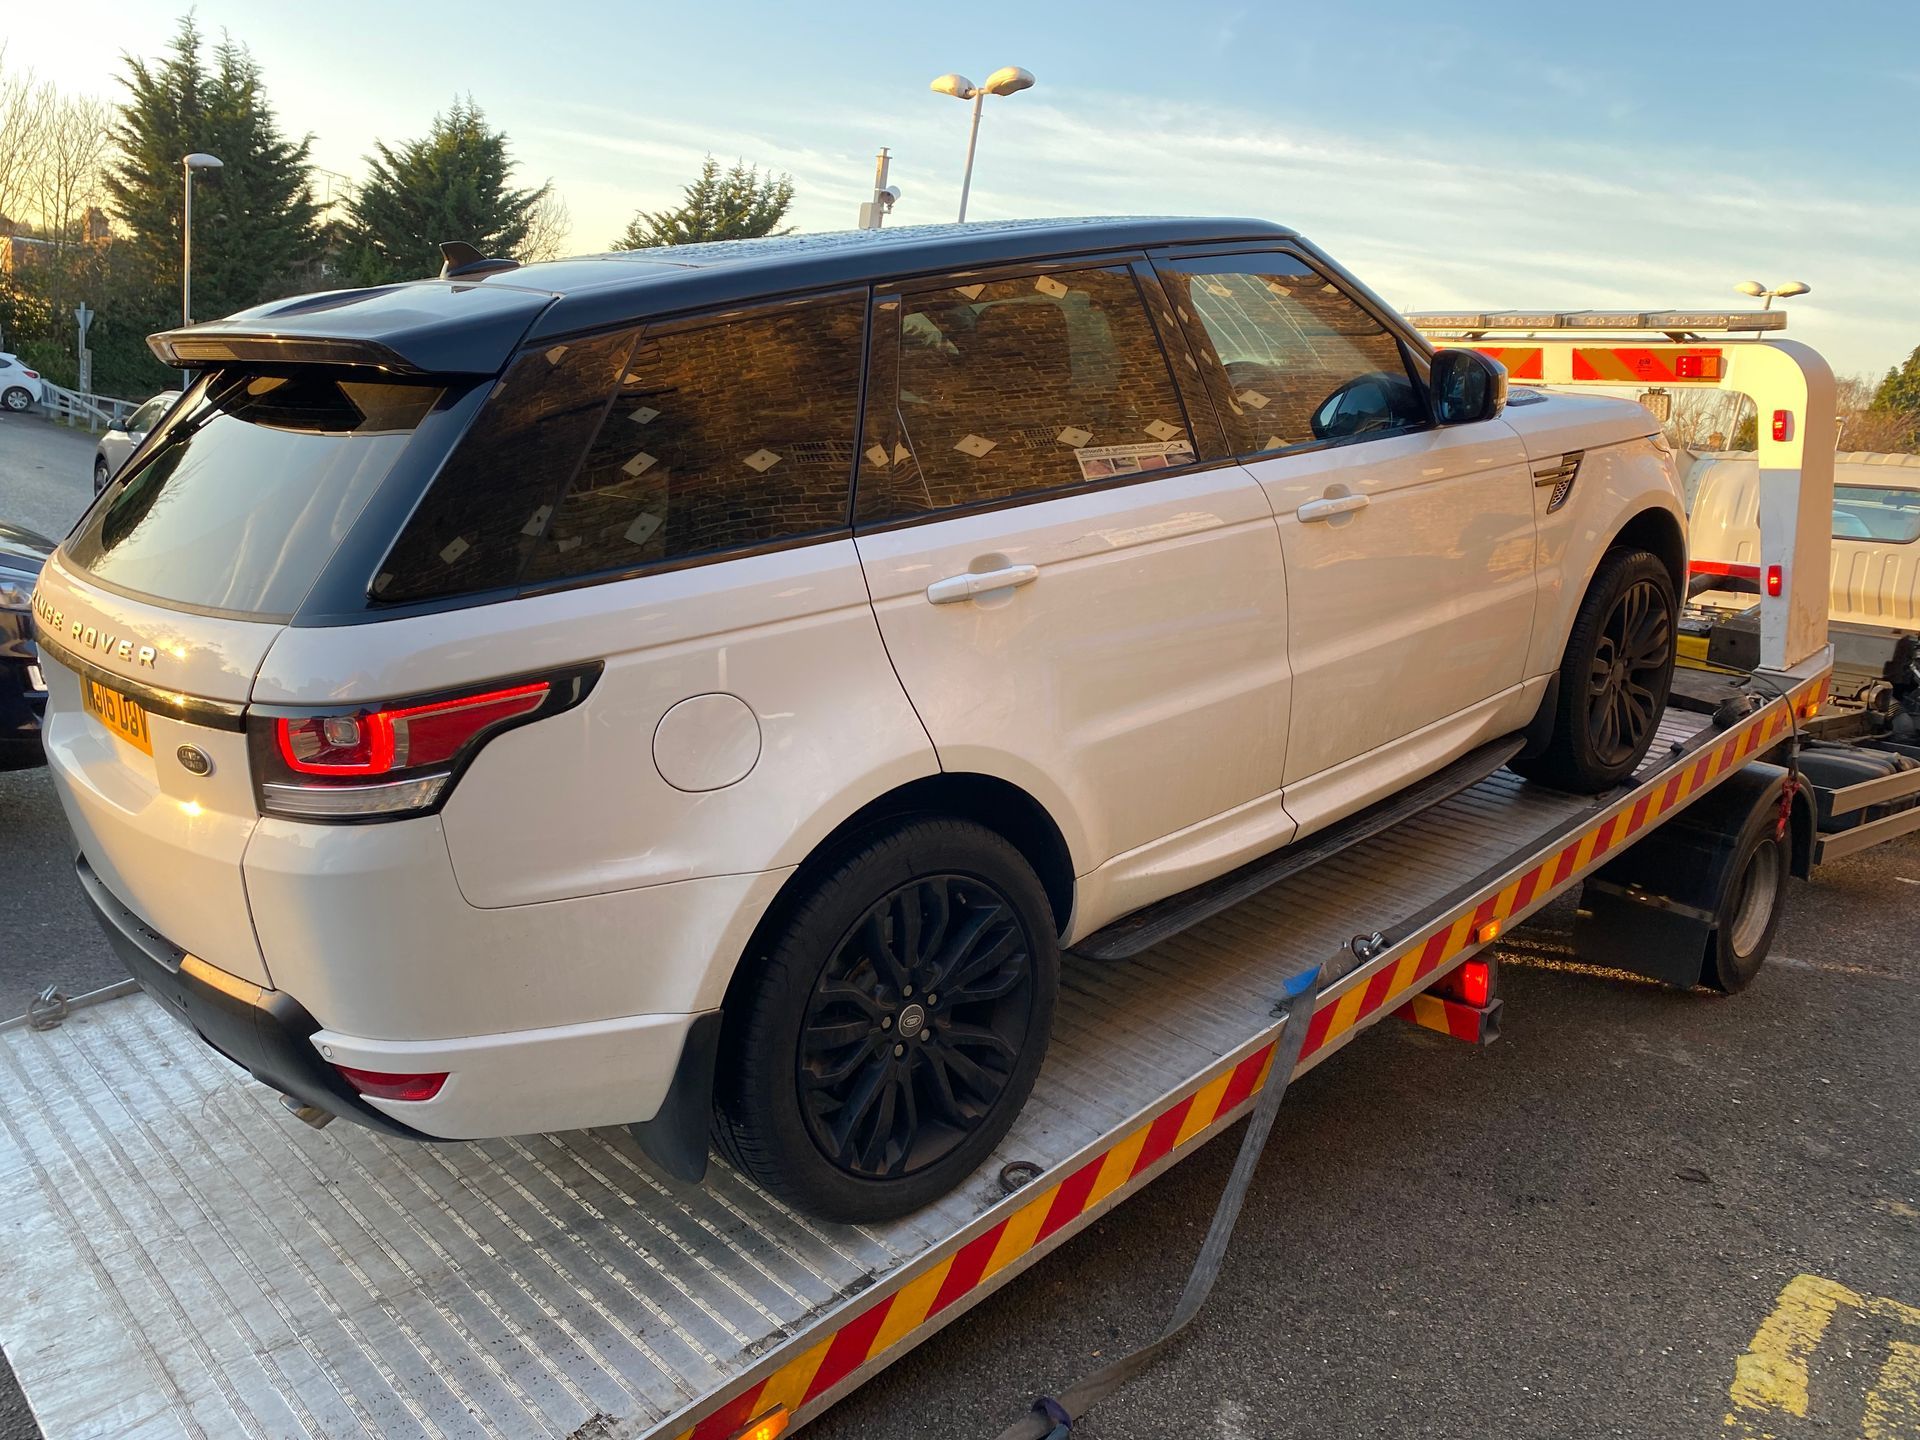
[153,216,1297,375]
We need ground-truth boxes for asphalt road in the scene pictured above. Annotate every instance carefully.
[2,412,1915,1438]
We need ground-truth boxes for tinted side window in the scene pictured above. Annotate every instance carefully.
[376,295,865,604]
[524,296,865,584]
[1159,255,1425,456]
[857,265,1193,524]
[375,330,638,602]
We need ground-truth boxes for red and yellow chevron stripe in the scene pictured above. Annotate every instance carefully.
[674,1042,1279,1440]
[666,681,1821,1440]
[1476,346,1543,380]
[1570,346,1723,384]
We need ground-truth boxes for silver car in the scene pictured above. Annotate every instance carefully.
[92,391,181,492]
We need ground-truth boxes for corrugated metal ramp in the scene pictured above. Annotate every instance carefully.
[0,714,1707,1439]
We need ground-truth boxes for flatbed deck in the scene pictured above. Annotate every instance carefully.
[0,659,1826,1440]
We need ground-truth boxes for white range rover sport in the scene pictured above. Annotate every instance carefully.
[32,217,1685,1220]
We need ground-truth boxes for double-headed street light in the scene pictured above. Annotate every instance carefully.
[930,66,1035,223]
[1735,278,1810,311]
[182,152,224,328]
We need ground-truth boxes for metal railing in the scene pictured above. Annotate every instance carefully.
[40,382,138,432]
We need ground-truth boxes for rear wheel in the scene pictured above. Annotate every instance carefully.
[1514,547,1676,793]
[2,387,31,413]
[1704,806,1789,993]
[714,817,1059,1222]
[93,457,111,491]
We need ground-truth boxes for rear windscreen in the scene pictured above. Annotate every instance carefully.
[64,370,443,618]
[1832,485,1920,544]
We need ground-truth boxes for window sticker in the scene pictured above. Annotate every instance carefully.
[954,433,997,458]
[865,443,892,467]
[953,283,985,300]
[520,504,553,537]
[1073,439,1194,480]
[1265,434,1286,451]
[438,536,470,564]
[544,346,568,365]
[1143,419,1182,442]
[624,512,663,546]
[623,452,658,478]
[628,405,659,425]
[1238,390,1271,409]
[1035,275,1070,299]
[1056,425,1093,447]
[743,448,782,472]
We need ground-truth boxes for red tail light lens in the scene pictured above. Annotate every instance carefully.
[251,667,598,821]
[334,1065,448,1102]
[1440,958,1493,1008]
[274,684,547,776]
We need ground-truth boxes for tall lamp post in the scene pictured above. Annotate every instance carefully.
[1734,278,1810,311]
[181,152,224,327]
[929,66,1034,222]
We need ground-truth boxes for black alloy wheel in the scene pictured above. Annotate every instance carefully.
[799,873,1035,1180]
[1586,576,1671,769]
[713,816,1058,1222]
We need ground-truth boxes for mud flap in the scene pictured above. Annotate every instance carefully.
[1573,762,1789,988]
[630,1009,723,1183]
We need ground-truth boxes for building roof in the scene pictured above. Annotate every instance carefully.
[153,216,1297,375]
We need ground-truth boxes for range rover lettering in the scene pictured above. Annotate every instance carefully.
[33,218,1684,1220]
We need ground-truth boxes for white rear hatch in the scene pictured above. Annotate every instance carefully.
[35,370,446,987]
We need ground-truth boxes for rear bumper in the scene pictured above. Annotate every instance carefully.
[76,855,430,1139]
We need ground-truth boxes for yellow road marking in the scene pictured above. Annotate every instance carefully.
[1726,1274,1920,1438]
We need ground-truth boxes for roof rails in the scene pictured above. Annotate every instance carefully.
[438,241,521,279]
[1406,309,1788,341]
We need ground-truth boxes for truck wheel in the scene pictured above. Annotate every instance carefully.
[1703,799,1789,993]
[713,818,1059,1222]
[1514,547,1676,794]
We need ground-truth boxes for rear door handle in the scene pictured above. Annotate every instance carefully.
[1296,492,1371,523]
[926,564,1040,605]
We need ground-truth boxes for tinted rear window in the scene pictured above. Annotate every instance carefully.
[66,370,442,617]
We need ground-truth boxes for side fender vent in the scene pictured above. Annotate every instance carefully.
[1532,450,1584,512]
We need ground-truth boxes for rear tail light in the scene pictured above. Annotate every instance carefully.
[1439,958,1494,1008]
[333,1065,448,1102]
[250,665,599,820]
[23,368,39,379]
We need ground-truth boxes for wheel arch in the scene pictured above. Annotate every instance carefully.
[1609,505,1687,596]
[721,771,1077,1021]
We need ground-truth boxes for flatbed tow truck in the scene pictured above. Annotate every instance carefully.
[0,319,1906,1440]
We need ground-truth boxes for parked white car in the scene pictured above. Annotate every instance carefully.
[0,352,45,413]
[1689,449,1920,627]
[30,218,1685,1219]
[92,390,181,492]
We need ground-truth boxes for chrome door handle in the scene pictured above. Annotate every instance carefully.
[925,564,1040,605]
[1296,492,1370,523]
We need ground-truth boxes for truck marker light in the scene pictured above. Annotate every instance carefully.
[1765,565,1783,598]
[731,1407,791,1440]
[1771,410,1791,442]
[333,1066,448,1102]
[1472,919,1500,946]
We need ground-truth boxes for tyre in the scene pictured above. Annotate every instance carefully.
[2,387,31,413]
[714,817,1059,1222]
[1703,797,1789,993]
[1513,547,1676,793]
[93,457,111,492]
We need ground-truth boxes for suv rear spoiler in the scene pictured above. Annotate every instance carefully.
[150,277,557,375]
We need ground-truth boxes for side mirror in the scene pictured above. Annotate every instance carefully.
[1430,348,1508,425]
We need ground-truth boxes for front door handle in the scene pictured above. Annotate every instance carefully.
[1296,492,1371,523]
[926,564,1040,605]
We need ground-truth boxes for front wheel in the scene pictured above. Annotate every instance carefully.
[93,457,111,492]
[713,817,1059,1222]
[1513,547,1676,793]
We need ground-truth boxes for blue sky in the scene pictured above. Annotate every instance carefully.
[9,0,1919,378]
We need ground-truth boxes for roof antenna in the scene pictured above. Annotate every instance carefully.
[438,241,521,279]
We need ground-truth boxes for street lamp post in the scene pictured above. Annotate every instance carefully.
[1735,278,1811,312]
[929,66,1034,222]
[181,152,224,328]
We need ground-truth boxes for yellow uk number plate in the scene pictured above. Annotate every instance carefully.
[82,678,153,755]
